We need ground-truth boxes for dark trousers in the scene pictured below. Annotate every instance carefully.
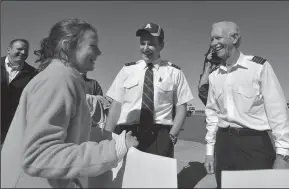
[215,127,275,188]
[115,124,174,158]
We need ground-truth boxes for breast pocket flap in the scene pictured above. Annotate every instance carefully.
[238,87,259,98]
[156,82,173,92]
[123,79,139,89]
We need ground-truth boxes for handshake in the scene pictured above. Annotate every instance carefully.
[124,131,139,149]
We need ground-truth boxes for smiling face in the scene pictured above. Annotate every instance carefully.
[7,41,29,65]
[210,22,239,60]
[139,32,164,62]
[69,30,101,73]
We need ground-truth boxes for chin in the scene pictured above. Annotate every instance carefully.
[142,54,153,61]
[88,66,94,71]
[216,52,225,59]
[15,58,24,62]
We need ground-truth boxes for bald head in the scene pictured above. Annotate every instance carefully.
[212,21,241,48]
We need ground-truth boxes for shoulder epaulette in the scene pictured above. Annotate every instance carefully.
[168,62,181,70]
[251,56,266,65]
[124,62,136,66]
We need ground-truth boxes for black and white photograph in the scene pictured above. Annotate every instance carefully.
[1,1,289,188]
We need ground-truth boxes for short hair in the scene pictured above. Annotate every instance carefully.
[212,21,242,48]
[9,39,29,48]
[34,18,97,71]
[158,36,164,45]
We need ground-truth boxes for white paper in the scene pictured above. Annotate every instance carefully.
[86,129,178,188]
[122,147,178,188]
[222,169,289,188]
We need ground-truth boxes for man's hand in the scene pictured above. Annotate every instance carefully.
[86,94,96,115]
[169,134,178,145]
[273,155,289,169]
[125,131,139,149]
[204,155,215,174]
[204,49,220,72]
[204,61,217,74]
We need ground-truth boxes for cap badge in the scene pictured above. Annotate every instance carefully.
[145,23,151,29]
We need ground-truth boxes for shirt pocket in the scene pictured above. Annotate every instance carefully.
[236,87,259,112]
[156,81,174,104]
[123,78,139,103]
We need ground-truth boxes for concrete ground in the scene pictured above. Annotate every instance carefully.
[175,140,216,188]
[175,114,217,188]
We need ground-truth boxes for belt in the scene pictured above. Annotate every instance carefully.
[219,126,268,137]
[117,124,172,135]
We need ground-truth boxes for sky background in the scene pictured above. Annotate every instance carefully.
[1,1,289,110]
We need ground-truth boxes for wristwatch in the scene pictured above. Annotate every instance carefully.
[169,134,178,145]
[277,154,289,162]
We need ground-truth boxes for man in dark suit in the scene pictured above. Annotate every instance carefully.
[81,72,103,96]
[1,39,37,144]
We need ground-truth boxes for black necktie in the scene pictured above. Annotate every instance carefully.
[140,63,154,126]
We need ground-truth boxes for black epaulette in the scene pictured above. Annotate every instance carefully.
[251,56,266,65]
[169,63,181,70]
[124,62,136,66]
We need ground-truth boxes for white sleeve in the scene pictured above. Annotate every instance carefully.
[205,75,219,156]
[106,67,126,103]
[261,62,289,156]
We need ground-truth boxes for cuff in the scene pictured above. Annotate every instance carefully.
[206,144,215,156]
[106,92,122,104]
[114,130,128,162]
[276,148,289,156]
[176,97,194,106]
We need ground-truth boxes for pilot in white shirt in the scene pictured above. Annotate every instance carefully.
[204,21,289,188]
[106,22,193,158]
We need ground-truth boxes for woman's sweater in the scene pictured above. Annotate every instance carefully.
[1,59,127,188]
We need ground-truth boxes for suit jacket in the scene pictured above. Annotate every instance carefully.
[82,75,103,96]
[198,83,209,105]
[1,56,37,144]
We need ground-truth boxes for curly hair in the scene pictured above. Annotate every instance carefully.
[34,18,97,71]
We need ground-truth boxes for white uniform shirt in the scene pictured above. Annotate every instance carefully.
[205,52,289,156]
[5,56,23,83]
[107,58,194,126]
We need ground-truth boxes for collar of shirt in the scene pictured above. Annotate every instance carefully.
[5,56,23,72]
[143,57,161,71]
[81,73,88,80]
[218,52,248,74]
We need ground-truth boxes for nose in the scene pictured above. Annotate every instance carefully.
[95,48,101,56]
[143,43,149,51]
[211,38,217,46]
[20,49,26,54]
[211,38,219,49]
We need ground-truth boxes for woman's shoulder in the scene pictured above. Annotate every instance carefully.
[26,60,82,93]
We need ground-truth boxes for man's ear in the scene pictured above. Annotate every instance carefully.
[160,41,165,51]
[232,33,240,45]
[7,47,11,54]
